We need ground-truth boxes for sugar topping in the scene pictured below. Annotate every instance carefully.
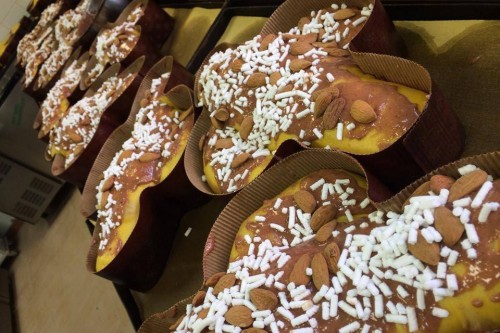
[173,165,499,333]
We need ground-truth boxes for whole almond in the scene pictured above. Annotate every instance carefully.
[279,84,294,93]
[408,233,440,266]
[68,128,83,142]
[214,108,229,122]
[204,272,225,287]
[312,41,338,49]
[101,176,115,192]
[249,288,278,310]
[259,34,276,51]
[310,205,337,231]
[192,290,206,306]
[289,41,314,55]
[325,48,350,57]
[246,72,267,87]
[239,116,254,140]
[298,17,310,30]
[198,135,206,151]
[314,91,334,117]
[169,315,185,331]
[225,306,253,328]
[434,206,465,247]
[213,273,236,295]
[270,72,281,85]
[350,100,377,123]
[315,221,337,242]
[211,116,223,129]
[403,181,431,208]
[323,98,346,129]
[215,138,234,149]
[231,152,250,168]
[317,29,326,41]
[293,190,317,213]
[430,175,455,194]
[198,308,209,319]
[288,253,311,286]
[290,59,312,72]
[139,152,161,162]
[333,8,356,20]
[311,252,330,290]
[312,86,340,101]
[323,242,340,273]
[231,58,245,72]
[300,33,318,44]
[448,169,488,202]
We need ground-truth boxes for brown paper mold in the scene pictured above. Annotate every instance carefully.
[79,0,175,90]
[34,48,90,142]
[83,57,206,291]
[187,0,464,199]
[48,57,145,190]
[27,0,74,17]
[141,149,500,333]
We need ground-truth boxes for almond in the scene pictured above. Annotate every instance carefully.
[314,91,334,117]
[298,17,310,30]
[169,315,185,331]
[231,58,245,72]
[246,72,267,87]
[249,288,278,310]
[434,206,465,247]
[312,41,338,49]
[210,116,223,129]
[259,34,276,51]
[318,29,326,41]
[239,116,254,140]
[225,306,253,328]
[289,41,314,55]
[279,84,293,93]
[192,290,206,306]
[333,8,356,20]
[300,33,318,44]
[310,205,337,231]
[179,106,193,121]
[315,221,337,242]
[214,108,229,122]
[100,190,110,208]
[430,175,455,194]
[101,176,115,192]
[231,152,250,168]
[350,100,377,123]
[403,181,431,208]
[408,232,440,266]
[323,98,346,129]
[311,252,330,289]
[68,128,83,142]
[198,135,206,151]
[288,253,311,286]
[312,86,340,101]
[198,308,209,319]
[290,59,312,72]
[140,98,149,108]
[242,329,267,333]
[139,152,161,162]
[215,138,233,149]
[213,273,236,295]
[448,169,488,202]
[270,72,281,85]
[323,242,340,273]
[325,48,350,57]
[204,271,226,287]
[293,190,317,213]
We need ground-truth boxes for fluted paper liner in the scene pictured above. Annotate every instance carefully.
[51,57,145,190]
[33,46,83,134]
[84,56,207,291]
[80,0,174,90]
[81,55,195,218]
[138,296,194,333]
[188,0,464,199]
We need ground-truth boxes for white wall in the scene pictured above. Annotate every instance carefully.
[0,0,31,41]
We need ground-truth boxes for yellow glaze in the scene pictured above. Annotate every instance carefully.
[229,171,367,260]
[95,112,192,271]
